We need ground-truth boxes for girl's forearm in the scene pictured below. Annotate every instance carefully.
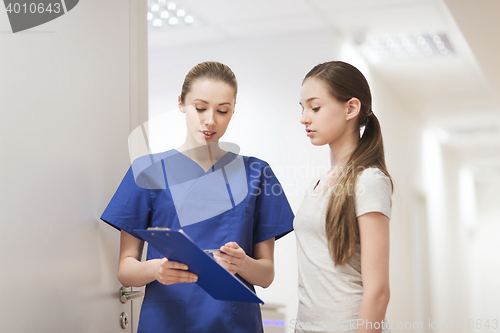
[237,256,274,288]
[356,291,390,333]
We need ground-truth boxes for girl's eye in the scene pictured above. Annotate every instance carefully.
[218,110,228,114]
[312,107,320,112]
[195,108,206,112]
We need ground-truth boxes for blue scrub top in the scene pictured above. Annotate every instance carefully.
[101,149,294,333]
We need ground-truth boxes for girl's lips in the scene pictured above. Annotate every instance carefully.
[306,129,315,137]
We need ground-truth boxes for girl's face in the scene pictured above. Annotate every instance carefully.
[299,78,352,146]
[179,79,235,146]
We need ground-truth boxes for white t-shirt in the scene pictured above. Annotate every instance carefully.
[293,167,392,333]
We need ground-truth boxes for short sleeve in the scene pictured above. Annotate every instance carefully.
[355,168,393,219]
[100,166,152,240]
[251,160,294,244]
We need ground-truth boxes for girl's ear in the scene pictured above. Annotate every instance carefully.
[178,95,185,113]
[346,98,361,120]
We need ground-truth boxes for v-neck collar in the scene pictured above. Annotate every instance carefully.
[172,148,235,175]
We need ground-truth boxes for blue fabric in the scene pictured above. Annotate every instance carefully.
[101,149,294,333]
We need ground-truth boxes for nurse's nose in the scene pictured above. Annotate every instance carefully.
[203,108,216,127]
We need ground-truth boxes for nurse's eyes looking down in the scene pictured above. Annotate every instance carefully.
[195,106,229,114]
[194,104,230,114]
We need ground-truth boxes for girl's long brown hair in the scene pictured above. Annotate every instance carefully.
[304,61,394,266]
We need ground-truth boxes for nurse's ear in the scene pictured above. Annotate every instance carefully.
[178,95,186,113]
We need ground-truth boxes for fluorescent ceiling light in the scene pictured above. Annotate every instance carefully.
[360,32,455,61]
[160,10,169,19]
[147,1,196,29]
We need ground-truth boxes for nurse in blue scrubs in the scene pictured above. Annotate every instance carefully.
[101,61,294,333]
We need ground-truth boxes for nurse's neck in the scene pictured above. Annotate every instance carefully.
[177,141,225,171]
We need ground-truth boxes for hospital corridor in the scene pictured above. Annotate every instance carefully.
[1,0,499,332]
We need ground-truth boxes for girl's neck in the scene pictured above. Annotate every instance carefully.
[328,134,359,171]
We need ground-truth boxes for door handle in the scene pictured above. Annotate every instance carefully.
[120,286,145,304]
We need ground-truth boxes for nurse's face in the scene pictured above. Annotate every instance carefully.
[179,79,235,146]
[299,78,350,146]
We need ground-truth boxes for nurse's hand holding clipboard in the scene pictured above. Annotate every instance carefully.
[213,241,246,274]
[155,258,198,286]
[213,239,275,288]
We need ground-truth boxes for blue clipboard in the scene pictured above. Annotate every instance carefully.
[134,228,264,304]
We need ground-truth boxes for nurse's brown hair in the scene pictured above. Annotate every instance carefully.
[304,61,394,266]
[180,61,238,103]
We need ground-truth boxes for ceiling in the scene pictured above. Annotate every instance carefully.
[147,0,500,177]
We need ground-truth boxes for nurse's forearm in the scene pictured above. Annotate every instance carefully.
[237,257,274,288]
[118,257,161,287]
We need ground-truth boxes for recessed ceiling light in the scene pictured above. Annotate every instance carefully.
[360,32,455,61]
[147,4,196,29]
[152,19,162,27]
[160,10,169,19]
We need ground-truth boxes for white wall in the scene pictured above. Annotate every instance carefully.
[469,176,500,325]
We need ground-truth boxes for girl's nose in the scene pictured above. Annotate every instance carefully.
[300,111,309,125]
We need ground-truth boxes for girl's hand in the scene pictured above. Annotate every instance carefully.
[155,258,198,285]
[213,241,247,274]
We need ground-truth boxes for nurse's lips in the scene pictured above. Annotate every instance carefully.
[306,128,316,137]
[201,130,216,139]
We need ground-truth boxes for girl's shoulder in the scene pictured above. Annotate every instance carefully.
[357,167,391,186]
[355,167,393,218]
[357,166,389,179]
[355,167,393,196]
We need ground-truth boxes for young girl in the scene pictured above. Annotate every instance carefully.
[101,61,294,333]
[294,61,393,333]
